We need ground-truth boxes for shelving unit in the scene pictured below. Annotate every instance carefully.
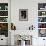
[38,3,46,37]
[0,3,8,37]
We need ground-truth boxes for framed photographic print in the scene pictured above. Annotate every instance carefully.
[19,9,28,21]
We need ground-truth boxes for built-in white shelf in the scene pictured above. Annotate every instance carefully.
[38,28,46,29]
[38,22,46,23]
[0,22,8,23]
[0,16,8,17]
[38,16,46,17]
[0,10,8,11]
[38,10,46,11]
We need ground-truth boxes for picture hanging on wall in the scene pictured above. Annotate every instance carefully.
[19,9,28,21]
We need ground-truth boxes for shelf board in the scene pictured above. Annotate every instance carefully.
[38,22,46,23]
[38,10,46,11]
[38,16,46,17]
[0,10,8,11]
[38,28,46,29]
[0,16,8,17]
[0,22,8,23]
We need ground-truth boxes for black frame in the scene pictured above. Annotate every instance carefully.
[19,9,28,21]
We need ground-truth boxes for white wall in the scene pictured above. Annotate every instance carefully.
[0,0,8,3]
[11,0,38,30]
[0,35,8,45]
[11,0,46,46]
[11,0,46,30]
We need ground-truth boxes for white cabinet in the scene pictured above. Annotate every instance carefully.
[38,38,46,46]
[0,35,8,45]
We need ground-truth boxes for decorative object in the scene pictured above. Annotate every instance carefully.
[29,25,35,30]
[15,35,32,46]
[0,6,1,10]
[0,23,8,37]
[19,35,32,45]
[39,29,46,37]
[42,12,45,15]
[38,3,46,10]
[38,11,46,16]
[0,3,8,10]
[0,17,8,22]
[5,6,8,10]
[38,3,46,37]
[38,17,46,22]
[38,23,46,28]
[19,9,28,21]
[21,40,25,46]
[11,23,16,30]
[0,11,8,16]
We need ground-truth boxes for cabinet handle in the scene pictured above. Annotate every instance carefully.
[43,39,45,40]
[1,39,3,40]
